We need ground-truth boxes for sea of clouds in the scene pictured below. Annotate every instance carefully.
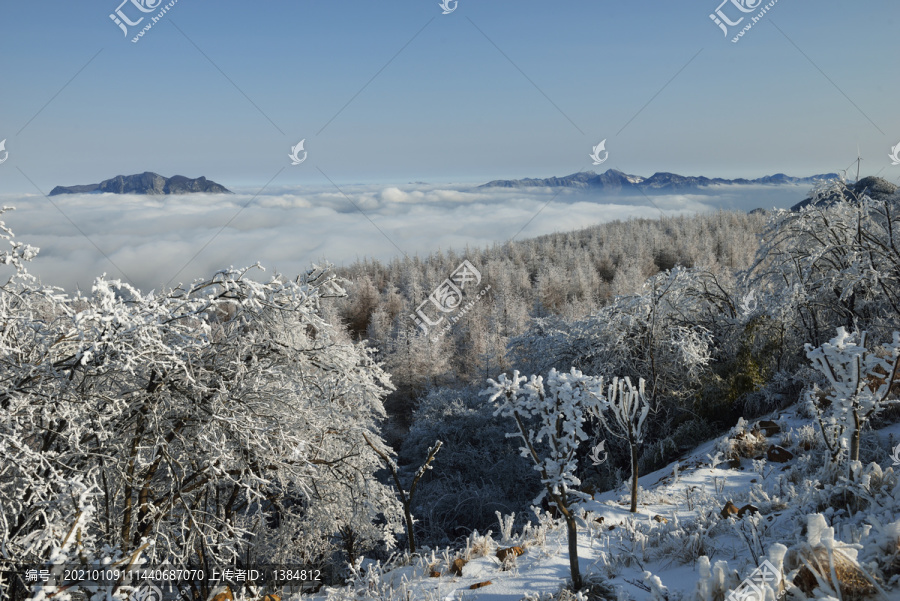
[0,182,810,292]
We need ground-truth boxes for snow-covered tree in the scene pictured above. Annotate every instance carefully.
[750,180,900,351]
[591,377,651,512]
[509,267,721,407]
[0,211,403,597]
[482,368,606,590]
[805,327,900,465]
[507,267,728,482]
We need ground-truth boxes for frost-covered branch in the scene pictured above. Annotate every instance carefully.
[806,327,900,466]
[362,432,442,554]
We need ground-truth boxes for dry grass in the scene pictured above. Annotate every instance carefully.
[791,547,879,600]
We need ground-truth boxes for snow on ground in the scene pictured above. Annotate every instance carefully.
[315,407,900,600]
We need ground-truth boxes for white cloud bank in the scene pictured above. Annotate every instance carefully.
[0,182,810,292]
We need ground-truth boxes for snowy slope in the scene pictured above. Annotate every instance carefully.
[315,407,900,601]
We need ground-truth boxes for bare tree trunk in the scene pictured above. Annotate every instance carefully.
[564,512,582,591]
[553,492,582,591]
[403,500,416,554]
[850,409,861,463]
[630,443,639,513]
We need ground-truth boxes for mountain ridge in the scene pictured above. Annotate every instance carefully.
[479,169,840,192]
[49,172,231,196]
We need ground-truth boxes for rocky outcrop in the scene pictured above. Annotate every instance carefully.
[767,445,794,463]
[721,501,739,519]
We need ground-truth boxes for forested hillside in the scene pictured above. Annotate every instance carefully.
[334,212,766,434]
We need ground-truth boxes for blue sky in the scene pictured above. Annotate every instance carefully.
[0,1,899,291]
[1,0,898,193]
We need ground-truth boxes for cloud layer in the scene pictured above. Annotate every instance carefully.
[0,182,809,292]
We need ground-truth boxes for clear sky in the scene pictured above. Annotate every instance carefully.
[1,1,899,292]
[1,0,898,194]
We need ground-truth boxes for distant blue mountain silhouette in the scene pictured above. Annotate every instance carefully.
[50,172,231,196]
[479,169,839,192]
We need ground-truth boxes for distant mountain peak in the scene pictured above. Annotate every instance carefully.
[49,172,231,196]
[478,169,839,192]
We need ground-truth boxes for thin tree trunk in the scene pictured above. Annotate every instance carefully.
[850,409,861,463]
[630,443,639,513]
[564,512,582,590]
[553,490,582,591]
[361,432,440,556]
[404,500,416,554]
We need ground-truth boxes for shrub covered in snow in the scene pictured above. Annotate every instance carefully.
[805,327,900,466]
[716,418,769,461]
